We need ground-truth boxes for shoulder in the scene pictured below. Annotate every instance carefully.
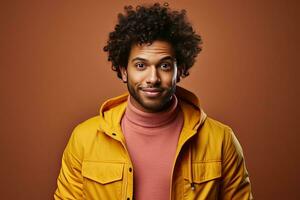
[70,116,101,144]
[201,117,233,140]
[74,116,101,133]
[202,117,245,158]
[192,116,245,162]
[64,116,101,158]
[197,116,240,154]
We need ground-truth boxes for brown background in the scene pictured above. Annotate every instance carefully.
[0,0,299,199]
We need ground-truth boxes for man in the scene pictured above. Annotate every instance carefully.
[54,3,253,200]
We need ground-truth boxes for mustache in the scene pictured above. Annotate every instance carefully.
[138,85,164,92]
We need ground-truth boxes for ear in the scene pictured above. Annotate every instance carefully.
[120,66,128,83]
[176,67,183,83]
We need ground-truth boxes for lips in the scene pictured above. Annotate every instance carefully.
[140,87,163,98]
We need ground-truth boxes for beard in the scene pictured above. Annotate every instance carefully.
[126,81,176,112]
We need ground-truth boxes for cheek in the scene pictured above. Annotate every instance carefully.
[160,73,177,86]
[127,71,144,85]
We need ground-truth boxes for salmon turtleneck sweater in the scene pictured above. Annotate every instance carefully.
[121,95,184,200]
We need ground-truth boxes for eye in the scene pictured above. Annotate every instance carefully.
[135,63,146,70]
[160,63,172,71]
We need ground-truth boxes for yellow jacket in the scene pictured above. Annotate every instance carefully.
[54,87,253,200]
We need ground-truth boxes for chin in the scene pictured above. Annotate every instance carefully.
[141,101,161,111]
[141,99,170,112]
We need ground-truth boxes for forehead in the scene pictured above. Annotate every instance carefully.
[129,40,175,61]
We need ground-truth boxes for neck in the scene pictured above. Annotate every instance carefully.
[125,95,179,128]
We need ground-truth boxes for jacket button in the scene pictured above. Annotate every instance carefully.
[191,183,195,190]
[127,198,130,200]
[129,167,132,172]
[112,133,116,136]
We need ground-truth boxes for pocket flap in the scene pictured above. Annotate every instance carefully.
[82,161,124,184]
[184,161,221,183]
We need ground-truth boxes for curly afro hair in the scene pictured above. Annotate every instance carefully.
[103,2,202,79]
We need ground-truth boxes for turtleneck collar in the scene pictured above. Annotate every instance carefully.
[124,95,179,128]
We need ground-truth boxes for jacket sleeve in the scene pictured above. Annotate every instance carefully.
[219,128,253,200]
[54,127,84,199]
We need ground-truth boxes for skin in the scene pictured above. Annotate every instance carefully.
[120,40,180,113]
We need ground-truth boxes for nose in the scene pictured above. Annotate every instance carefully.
[146,66,161,85]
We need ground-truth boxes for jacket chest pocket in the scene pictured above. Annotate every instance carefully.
[82,161,125,200]
[183,161,221,200]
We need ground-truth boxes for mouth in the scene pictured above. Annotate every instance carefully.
[140,88,163,98]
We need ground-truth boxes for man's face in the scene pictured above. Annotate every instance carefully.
[120,40,178,113]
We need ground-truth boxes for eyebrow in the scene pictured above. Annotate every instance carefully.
[131,56,175,63]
